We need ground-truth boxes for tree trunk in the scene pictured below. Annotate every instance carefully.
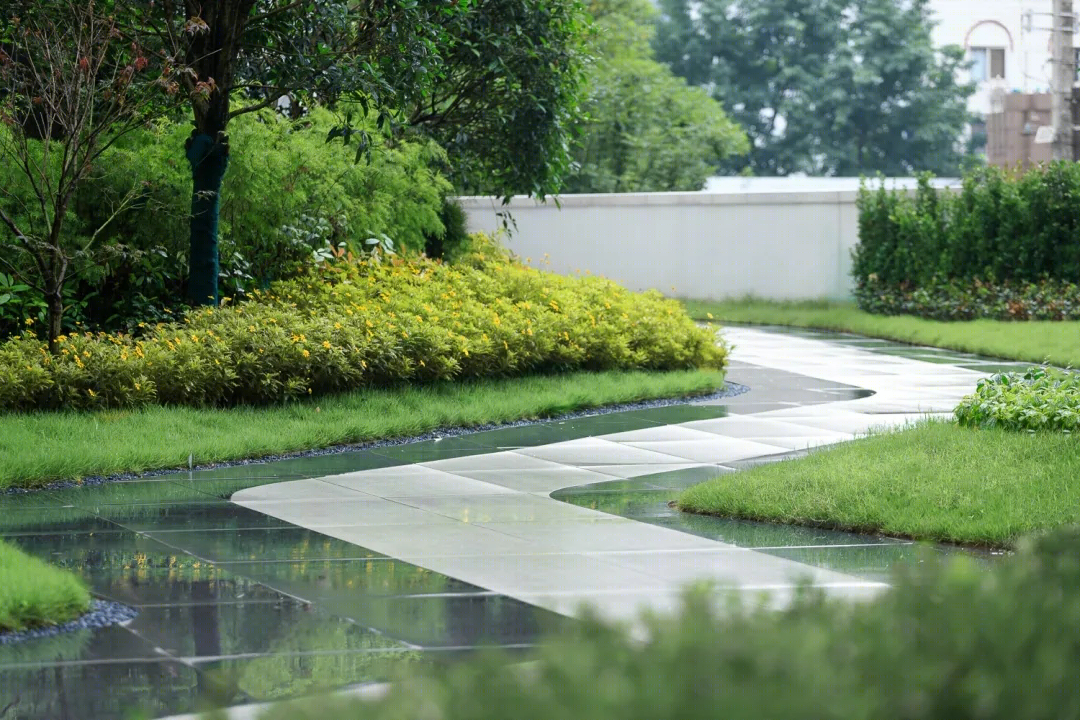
[46,288,63,353]
[182,0,253,306]
[186,131,229,306]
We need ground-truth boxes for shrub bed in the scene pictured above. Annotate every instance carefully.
[854,166,1080,319]
[0,238,726,412]
[956,367,1080,433]
[854,278,1080,321]
[0,108,452,337]
[252,527,1080,720]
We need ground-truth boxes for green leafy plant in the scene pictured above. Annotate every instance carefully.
[0,236,727,412]
[854,278,1080,321]
[853,165,1080,321]
[955,367,1080,433]
[0,108,453,339]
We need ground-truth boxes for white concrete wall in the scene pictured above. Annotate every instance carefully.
[459,191,865,301]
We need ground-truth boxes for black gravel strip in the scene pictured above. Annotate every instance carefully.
[0,601,137,645]
[2,382,749,495]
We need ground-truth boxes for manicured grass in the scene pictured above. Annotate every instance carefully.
[682,298,1080,367]
[0,369,725,490]
[679,420,1080,548]
[0,541,91,633]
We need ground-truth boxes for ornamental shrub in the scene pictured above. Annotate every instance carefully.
[854,278,1080,321]
[955,366,1080,433]
[247,526,1080,720]
[1,107,452,337]
[0,236,726,412]
[853,165,1080,318]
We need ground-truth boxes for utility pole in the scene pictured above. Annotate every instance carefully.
[1051,0,1076,160]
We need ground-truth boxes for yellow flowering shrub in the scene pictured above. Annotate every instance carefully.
[0,235,726,411]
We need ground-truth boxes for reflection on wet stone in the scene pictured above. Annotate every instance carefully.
[0,328,1014,719]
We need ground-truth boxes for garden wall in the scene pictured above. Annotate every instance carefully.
[458,190,863,300]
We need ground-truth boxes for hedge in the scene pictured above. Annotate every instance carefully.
[0,236,726,412]
[853,166,1080,318]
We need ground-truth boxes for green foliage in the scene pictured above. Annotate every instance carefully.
[654,0,977,176]
[424,199,473,262]
[247,527,1080,720]
[854,279,1080,321]
[0,540,91,633]
[564,0,747,193]
[410,0,591,198]
[0,109,452,337]
[853,166,1080,318]
[0,238,726,412]
[956,367,1080,433]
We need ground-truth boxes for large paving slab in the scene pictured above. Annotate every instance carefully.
[233,327,991,624]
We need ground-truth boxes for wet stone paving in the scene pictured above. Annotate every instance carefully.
[0,326,1019,720]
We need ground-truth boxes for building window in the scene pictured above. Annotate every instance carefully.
[970,47,1005,82]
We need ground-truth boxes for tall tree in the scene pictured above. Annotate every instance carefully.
[818,0,976,175]
[654,0,976,176]
[565,0,747,193]
[141,0,465,305]
[407,0,590,199]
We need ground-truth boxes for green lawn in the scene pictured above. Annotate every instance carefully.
[683,298,1080,367]
[0,369,725,490]
[0,541,91,633]
[679,421,1080,548]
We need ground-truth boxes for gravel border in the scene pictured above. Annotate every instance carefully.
[3,382,749,495]
[0,600,137,646]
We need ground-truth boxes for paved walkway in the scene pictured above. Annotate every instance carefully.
[2,326,1011,720]
[234,327,987,623]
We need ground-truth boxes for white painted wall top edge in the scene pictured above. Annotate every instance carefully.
[456,190,865,209]
[456,179,959,210]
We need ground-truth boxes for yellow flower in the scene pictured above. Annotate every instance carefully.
[249,325,257,333]
[191,335,199,343]
[302,349,310,358]
[322,341,331,349]
[334,322,343,330]
[706,313,714,320]
[134,383,141,391]
[24,317,34,326]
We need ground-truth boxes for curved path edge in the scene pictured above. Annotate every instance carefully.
[233,327,987,623]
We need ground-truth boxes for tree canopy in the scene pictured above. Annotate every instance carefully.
[565,0,747,193]
[407,0,590,199]
[653,0,977,176]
